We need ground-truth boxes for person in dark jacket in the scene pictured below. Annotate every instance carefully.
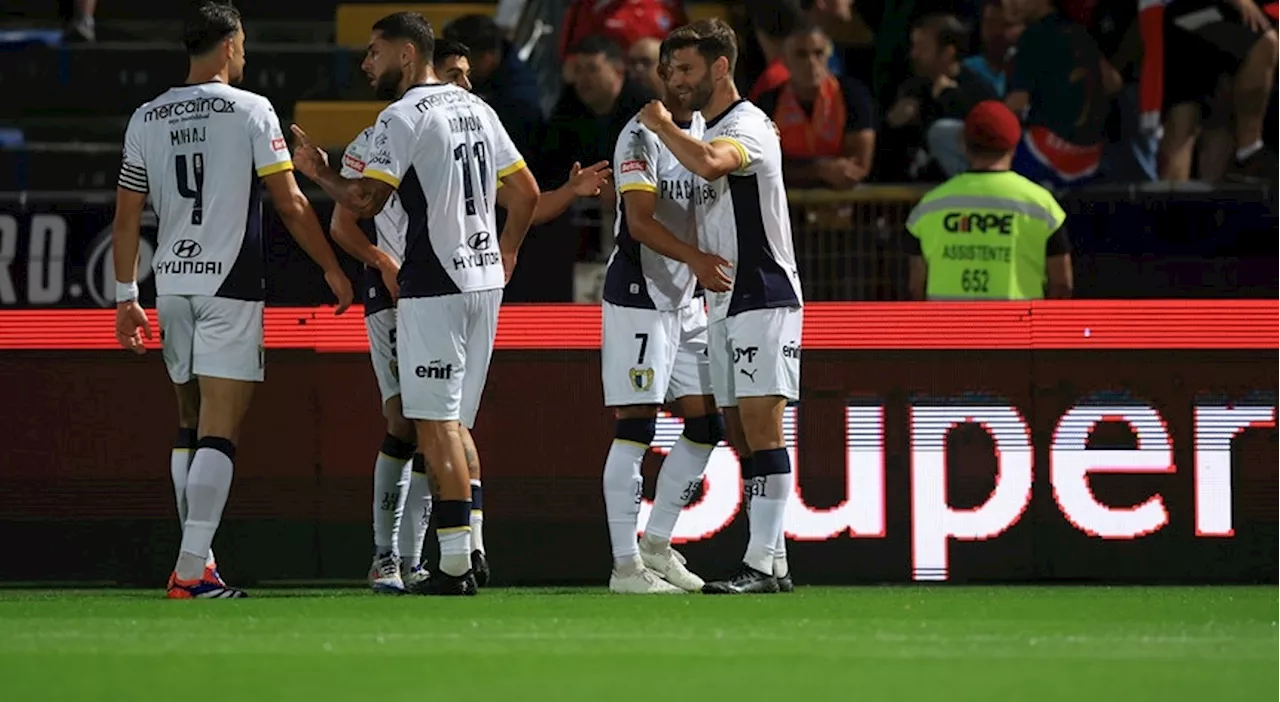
[443,14,546,160]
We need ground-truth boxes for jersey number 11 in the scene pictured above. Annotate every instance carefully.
[453,142,489,217]
[175,153,206,226]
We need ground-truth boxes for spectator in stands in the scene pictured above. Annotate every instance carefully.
[798,0,857,77]
[1159,0,1279,182]
[443,14,545,160]
[746,3,805,100]
[884,13,997,179]
[558,0,686,64]
[1004,0,1120,189]
[962,0,1023,97]
[756,18,878,188]
[627,36,665,96]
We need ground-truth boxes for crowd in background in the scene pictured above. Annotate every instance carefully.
[440,0,1278,199]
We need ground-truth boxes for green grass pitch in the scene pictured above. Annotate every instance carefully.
[0,587,1274,701]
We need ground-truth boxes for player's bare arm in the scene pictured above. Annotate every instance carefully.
[520,160,612,226]
[110,186,153,354]
[329,204,401,300]
[623,189,732,293]
[496,165,541,283]
[262,170,354,314]
[290,124,395,219]
[638,100,743,181]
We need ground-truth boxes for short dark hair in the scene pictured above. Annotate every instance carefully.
[663,18,739,71]
[442,14,502,55]
[372,11,435,63]
[434,38,471,63]
[785,14,827,41]
[569,34,623,62]
[750,3,804,41]
[183,1,241,57]
[914,13,969,55]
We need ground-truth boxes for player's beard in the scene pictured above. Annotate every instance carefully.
[686,73,715,112]
[375,67,404,100]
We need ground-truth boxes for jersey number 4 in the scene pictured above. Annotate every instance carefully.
[453,142,489,217]
[174,153,206,226]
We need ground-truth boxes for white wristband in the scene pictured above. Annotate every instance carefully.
[116,281,139,303]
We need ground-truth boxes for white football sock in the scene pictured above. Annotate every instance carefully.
[398,471,431,569]
[1236,140,1263,162]
[175,442,234,581]
[745,473,792,574]
[603,440,647,565]
[373,451,409,557]
[645,437,713,543]
[171,436,216,569]
[774,531,790,578]
[469,479,485,554]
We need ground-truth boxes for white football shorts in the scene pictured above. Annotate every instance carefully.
[601,300,713,407]
[365,308,400,405]
[156,294,265,384]
[707,306,802,408]
[396,288,502,428]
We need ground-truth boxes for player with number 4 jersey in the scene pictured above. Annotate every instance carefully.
[111,1,353,600]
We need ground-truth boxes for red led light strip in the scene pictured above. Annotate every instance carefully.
[0,301,1274,351]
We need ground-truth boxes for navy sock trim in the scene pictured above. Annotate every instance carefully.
[174,428,197,450]
[196,436,236,462]
[739,454,757,479]
[411,453,428,475]
[380,433,416,460]
[615,416,657,445]
[470,483,484,512]
[682,414,724,446]
[435,500,471,530]
[754,447,791,476]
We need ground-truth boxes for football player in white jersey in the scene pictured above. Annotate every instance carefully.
[111,1,354,599]
[328,37,610,594]
[292,11,539,596]
[639,19,804,595]
[599,50,736,595]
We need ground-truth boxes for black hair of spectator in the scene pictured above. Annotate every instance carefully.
[914,13,969,56]
[183,1,241,57]
[434,38,471,63]
[786,13,827,41]
[750,2,804,41]
[372,12,435,64]
[443,14,503,55]
[569,34,624,63]
[664,18,740,72]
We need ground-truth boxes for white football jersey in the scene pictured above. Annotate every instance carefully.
[696,99,803,321]
[362,83,525,298]
[341,126,407,264]
[605,112,704,311]
[117,81,292,300]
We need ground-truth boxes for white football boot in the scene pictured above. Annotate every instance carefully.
[639,537,705,592]
[369,553,405,594]
[609,556,684,594]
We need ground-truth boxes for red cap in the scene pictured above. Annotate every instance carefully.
[964,100,1022,152]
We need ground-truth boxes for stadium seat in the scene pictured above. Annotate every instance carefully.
[292,101,386,148]
[336,4,496,48]
[686,3,729,23]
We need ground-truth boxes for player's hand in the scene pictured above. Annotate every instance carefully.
[115,300,152,355]
[567,160,612,196]
[290,124,329,179]
[691,251,732,293]
[325,268,354,315]
[1230,0,1272,33]
[376,256,401,302]
[638,100,673,131]
[501,249,518,285]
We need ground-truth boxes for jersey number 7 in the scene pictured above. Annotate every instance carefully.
[175,153,206,226]
[453,142,489,217]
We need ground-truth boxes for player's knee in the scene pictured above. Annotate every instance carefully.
[1256,30,1279,60]
[614,416,657,446]
[386,415,414,444]
[380,433,416,461]
[682,414,724,447]
[197,436,237,461]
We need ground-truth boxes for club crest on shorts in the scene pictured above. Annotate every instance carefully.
[629,367,654,392]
